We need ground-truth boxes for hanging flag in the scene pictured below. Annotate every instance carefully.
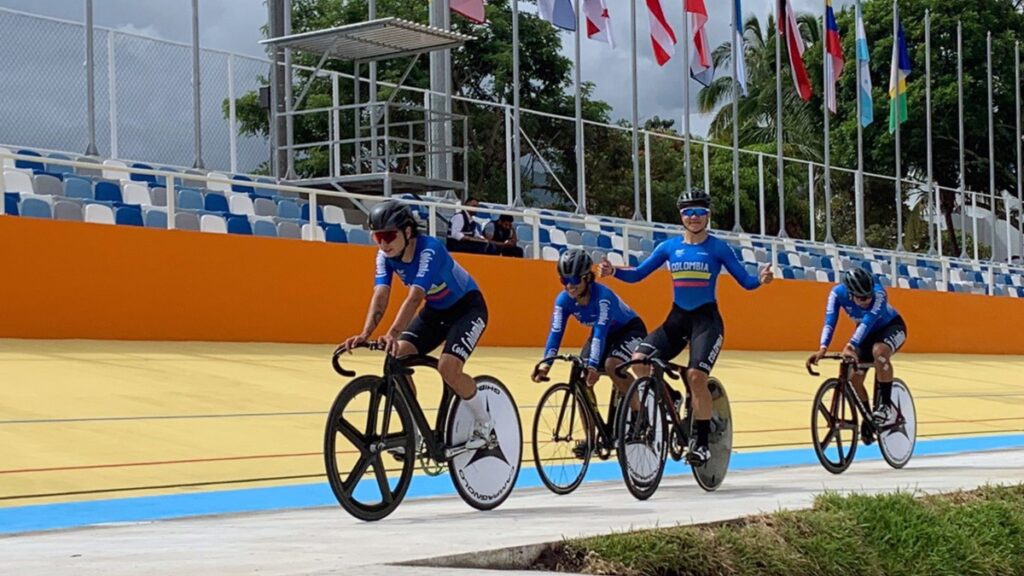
[646,0,677,66]
[778,0,812,100]
[583,0,614,47]
[734,0,748,95]
[825,0,844,113]
[451,0,485,24]
[538,0,576,31]
[888,14,911,133]
[855,1,874,126]
[687,0,714,86]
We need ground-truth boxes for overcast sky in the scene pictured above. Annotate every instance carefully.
[0,0,844,135]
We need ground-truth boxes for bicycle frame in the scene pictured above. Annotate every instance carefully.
[534,355,619,451]
[807,354,883,436]
[615,356,690,427]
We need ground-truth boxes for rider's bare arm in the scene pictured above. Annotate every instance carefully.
[386,287,426,337]
[360,285,391,338]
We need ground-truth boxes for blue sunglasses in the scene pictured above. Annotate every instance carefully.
[560,275,585,286]
[680,207,710,217]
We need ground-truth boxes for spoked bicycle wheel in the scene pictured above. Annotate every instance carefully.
[447,376,523,511]
[532,383,592,495]
[878,379,916,469]
[615,377,668,500]
[810,378,859,474]
[692,377,732,492]
[324,375,416,521]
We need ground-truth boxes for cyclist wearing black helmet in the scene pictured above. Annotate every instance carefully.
[338,199,494,450]
[809,267,908,443]
[598,188,773,465]
[533,248,647,399]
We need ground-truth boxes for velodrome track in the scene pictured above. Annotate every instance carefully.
[1,340,1023,574]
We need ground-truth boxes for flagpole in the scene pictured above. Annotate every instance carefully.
[683,0,692,194]
[925,9,935,255]
[988,31,996,262]
[893,0,904,252]
[574,0,586,214]
[957,20,968,259]
[631,0,641,220]
[822,0,833,243]
[776,0,787,238]
[1017,41,1022,261]
[513,0,523,206]
[855,0,865,247]
[731,0,742,232]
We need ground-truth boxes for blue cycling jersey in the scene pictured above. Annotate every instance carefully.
[543,283,638,370]
[374,235,479,310]
[819,282,901,348]
[612,235,761,310]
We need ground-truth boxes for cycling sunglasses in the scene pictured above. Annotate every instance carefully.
[560,275,585,287]
[680,207,710,217]
[372,230,399,244]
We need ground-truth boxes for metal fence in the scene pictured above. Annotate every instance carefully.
[1,6,1022,264]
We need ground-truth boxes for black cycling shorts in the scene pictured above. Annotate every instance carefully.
[857,315,908,363]
[636,302,724,374]
[581,317,647,370]
[400,290,488,362]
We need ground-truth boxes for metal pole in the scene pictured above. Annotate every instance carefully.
[1017,42,1023,260]
[988,32,997,261]
[683,0,692,194]
[228,54,238,173]
[84,0,98,156]
[645,131,653,221]
[958,20,968,258]
[925,10,935,254]
[630,0,640,219]
[776,0,787,237]
[505,105,514,205]
[732,0,743,232]
[513,0,524,206]
[574,0,586,214]
[369,0,378,181]
[107,31,118,159]
[893,0,903,252]
[191,0,204,169]
[855,0,865,246]
[429,0,449,182]
[283,0,295,178]
[332,73,341,178]
[822,1,833,243]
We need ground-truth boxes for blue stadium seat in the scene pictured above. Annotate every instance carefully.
[325,224,347,243]
[348,228,372,245]
[581,231,600,248]
[819,255,834,270]
[516,224,533,242]
[63,177,93,200]
[19,197,51,219]
[231,175,255,194]
[15,149,44,171]
[130,163,157,183]
[94,181,122,204]
[300,202,324,222]
[538,228,551,244]
[227,216,252,235]
[253,220,277,237]
[205,192,230,214]
[144,209,167,229]
[781,266,796,280]
[115,206,144,227]
[177,188,204,211]
[597,234,612,250]
[4,192,20,216]
[278,200,301,219]
[46,154,75,177]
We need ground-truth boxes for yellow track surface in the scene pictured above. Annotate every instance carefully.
[2,340,1022,507]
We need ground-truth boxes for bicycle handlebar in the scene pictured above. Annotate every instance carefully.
[805,353,875,377]
[332,341,385,377]
[613,356,681,381]
[532,354,584,382]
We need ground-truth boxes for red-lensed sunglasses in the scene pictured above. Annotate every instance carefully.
[372,230,399,244]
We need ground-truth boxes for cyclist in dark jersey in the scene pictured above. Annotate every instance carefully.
[338,200,493,450]
[598,189,773,465]
[533,248,646,396]
[808,267,908,444]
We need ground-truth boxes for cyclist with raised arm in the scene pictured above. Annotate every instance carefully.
[532,249,647,453]
[598,189,773,465]
[338,199,493,451]
[808,267,908,445]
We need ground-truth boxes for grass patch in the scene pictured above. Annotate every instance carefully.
[538,484,1024,576]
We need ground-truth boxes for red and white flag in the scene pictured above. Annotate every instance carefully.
[451,0,485,24]
[646,0,677,66]
[778,0,812,100]
[583,0,614,48]
[686,0,713,86]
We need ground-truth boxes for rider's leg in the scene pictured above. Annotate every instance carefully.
[850,370,870,407]
[872,342,895,406]
[395,340,419,396]
[687,368,712,451]
[605,357,634,397]
[687,304,723,454]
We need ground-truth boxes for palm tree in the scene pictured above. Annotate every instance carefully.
[697,13,822,161]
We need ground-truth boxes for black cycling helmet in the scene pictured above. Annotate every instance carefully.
[557,248,593,280]
[677,188,711,210]
[842,267,874,298]
[368,200,417,234]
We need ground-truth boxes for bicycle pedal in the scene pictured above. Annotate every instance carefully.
[419,454,446,476]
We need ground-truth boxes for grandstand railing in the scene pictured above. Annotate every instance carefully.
[1,6,1022,263]
[6,150,1024,299]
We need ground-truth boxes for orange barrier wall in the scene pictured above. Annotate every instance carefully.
[2,216,1023,353]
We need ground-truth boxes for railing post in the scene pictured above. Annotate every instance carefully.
[308,191,319,240]
[428,204,437,237]
[166,176,176,230]
[808,162,815,242]
[621,223,630,263]
[531,211,541,260]
[0,163,7,216]
[758,153,766,236]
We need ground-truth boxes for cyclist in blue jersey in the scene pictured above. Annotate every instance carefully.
[598,189,773,465]
[338,200,493,451]
[532,250,647,450]
[808,267,908,444]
